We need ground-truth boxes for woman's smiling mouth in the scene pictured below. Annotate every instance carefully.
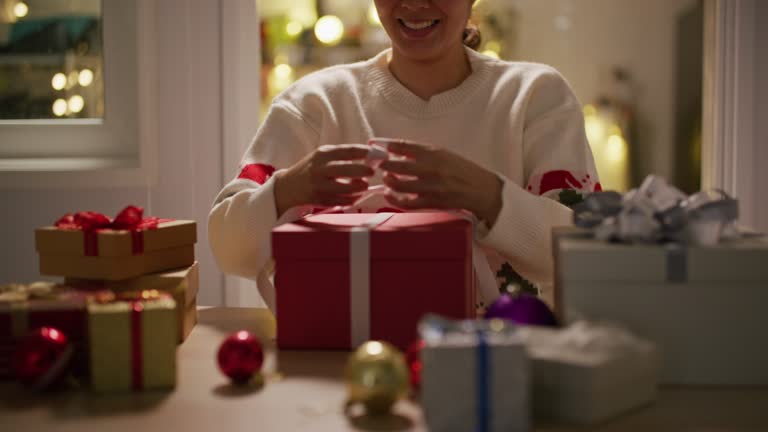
[398,18,441,37]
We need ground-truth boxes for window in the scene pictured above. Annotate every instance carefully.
[1,0,104,120]
[0,0,155,185]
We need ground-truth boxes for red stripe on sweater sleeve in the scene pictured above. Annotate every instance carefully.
[526,170,600,196]
[238,163,276,185]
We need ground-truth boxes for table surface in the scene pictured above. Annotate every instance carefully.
[2,307,767,432]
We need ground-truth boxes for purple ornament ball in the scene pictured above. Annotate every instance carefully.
[485,294,558,327]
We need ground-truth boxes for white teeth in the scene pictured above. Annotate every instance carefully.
[401,20,437,30]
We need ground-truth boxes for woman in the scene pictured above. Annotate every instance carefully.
[208,0,600,312]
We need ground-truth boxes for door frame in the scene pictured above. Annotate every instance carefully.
[221,0,263,306]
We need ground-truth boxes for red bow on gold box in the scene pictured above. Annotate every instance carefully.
[35,206,197,281]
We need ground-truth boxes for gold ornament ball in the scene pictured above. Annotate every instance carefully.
[344,340,409,415]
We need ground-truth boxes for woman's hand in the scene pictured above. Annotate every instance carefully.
[274,144,375,217]
[379,140,503,226]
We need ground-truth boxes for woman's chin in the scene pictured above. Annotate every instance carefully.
[392,42,449,64]
[393,44,460,63]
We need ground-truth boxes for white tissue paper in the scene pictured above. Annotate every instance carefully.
[518,321,659,425]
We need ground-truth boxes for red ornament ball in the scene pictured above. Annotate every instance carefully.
[485,293,558,327]
[405,339,425,392]
[12,327,74,390]
[217,330,264,384]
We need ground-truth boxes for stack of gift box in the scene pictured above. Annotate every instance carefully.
[271,210,662,428]
[272,174,767,428]
[0,206,198,392]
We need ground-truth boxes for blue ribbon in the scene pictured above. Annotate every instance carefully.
[476,330,490,432]
[419,315,516,432]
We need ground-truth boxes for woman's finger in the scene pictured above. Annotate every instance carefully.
[381,140,434,158]
[314,194,362,208]
[382,174,438,194]
[378,160,434,178]
[384,192,448,210]
[318,178,369,195]
[317,144,371,162]
[322,162,375,179]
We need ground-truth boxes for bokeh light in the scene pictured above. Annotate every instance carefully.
[368,3,381,26]
[314,15,344,45]
[13,2,28,18]
[68,95,85,113]
[78,69,94,87]
[286,21,303,37]
[52,99,67,116]
[51,73,67,91]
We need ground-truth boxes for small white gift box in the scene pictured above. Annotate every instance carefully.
[420,317,529,432]
[519,321,659,425]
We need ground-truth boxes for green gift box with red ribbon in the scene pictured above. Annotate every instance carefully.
[35,206,196,281]
[87,291,177,392]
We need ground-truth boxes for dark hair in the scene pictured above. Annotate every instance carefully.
[463,23,482,50]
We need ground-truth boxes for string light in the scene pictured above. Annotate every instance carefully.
[583,104,630,191]
[268,64,294,95]
[78,69,94,87]
[51,73,67,91]
[13,2,28,18]
[314,15,344,45]
[286,21,303,37]
[605,134,627,163]
[273,64,293,80]
[68,95,85,113]
[52,99,67,116]
[584,115,607,145]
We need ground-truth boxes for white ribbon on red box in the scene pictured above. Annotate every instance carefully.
[349,213,395,347]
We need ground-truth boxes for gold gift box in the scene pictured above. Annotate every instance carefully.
[68,263,199,342]
[88,295,177,392]
[36,220,196,280]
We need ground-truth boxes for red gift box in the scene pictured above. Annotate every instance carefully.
[0,286,90,380]
[272,212,475,350]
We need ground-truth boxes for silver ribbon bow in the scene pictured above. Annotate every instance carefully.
[573,175,739,245]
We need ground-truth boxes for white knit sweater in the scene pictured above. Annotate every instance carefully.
[209,47,599,312]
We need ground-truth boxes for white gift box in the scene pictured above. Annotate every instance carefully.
[554,228,768,385]
[420,318,529,432]
[518,321,659,425]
